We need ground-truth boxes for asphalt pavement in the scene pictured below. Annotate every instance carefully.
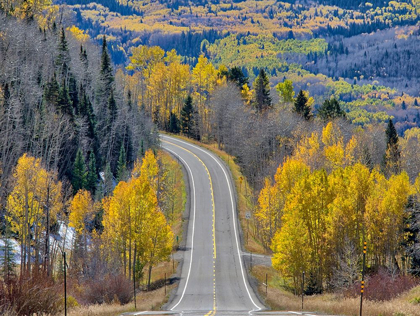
[122,135,325,316]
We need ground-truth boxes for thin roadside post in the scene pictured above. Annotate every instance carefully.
[360,241,367,316]
[302,271,305,311]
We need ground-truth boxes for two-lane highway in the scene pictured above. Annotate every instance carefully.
[161,135,263,315]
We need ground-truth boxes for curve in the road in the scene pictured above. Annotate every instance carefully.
[163,142,217,314]
[161,135,264,314]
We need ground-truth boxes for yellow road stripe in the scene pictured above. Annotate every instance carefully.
[163,139,217,314]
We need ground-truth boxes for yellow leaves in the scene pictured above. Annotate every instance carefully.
[127,45,165,76]
[69,189,94,235]
[270,150,412,289]
[139,149,159,191]
[6,154,62,248]
[294,132,320,167]
[102,149,173,275]
[192,54,218,107]
[241,83,252,104]
[67,25,90,43]
[255,177,277,249]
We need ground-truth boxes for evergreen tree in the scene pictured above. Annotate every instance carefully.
[56,28,70,78]
[87,151,97,193]
[403,196,420,276]
[385,118,400,174]
[228,66,248,88]
[79,45,88,68]
[1,222,16,285]
[169,112,180,134]
[252,69,272,113]
[100,35,114,92]
[58,81,73,117]
[181,95,194,137]
[294,90,312,120]
[68,75,79,114]
[116,144,128,182]
[107,90,117,125]
[72,149,87,193]
[44,73,60,106]
[318,98,346,121]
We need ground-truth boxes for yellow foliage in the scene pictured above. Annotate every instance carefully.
[69,189,94,235]
[67,25,90,43]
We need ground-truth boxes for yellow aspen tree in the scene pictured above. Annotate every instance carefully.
[365,171,411,265]
[255,178,277,250]
[271,208,310,293]
[102,181,133,275]
[69,189,94,274]
[139,149,159,192]
[144,209,174,290]
[293,132,322,169]
[322,122,345,170]
[327,164,373,257]
[192,54,217,134]
[6,154,62,276]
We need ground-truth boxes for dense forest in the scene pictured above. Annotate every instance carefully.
[2,0,420,314]
[58,0,420,133]
[0,1,188,314]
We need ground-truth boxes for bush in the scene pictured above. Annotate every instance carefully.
[345,268,419,301]
[0,274,63,315]
[82,273,132,305]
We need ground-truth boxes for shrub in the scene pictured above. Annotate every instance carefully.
[82,273,132,305]
[345,268,419,301]
[0,274,63,315]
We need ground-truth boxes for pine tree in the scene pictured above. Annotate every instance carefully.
[108,90,117,126]
[72,149,87,194]
[58,81,73,117]
[116,144,128,182]
[44,73,60,106]
[294,90,312,120]
[100,35,114,92]
[56,28,70,78]
[228,66,248,88]
[1,222,16,285]
[68,75,79,114]
[318,98,345,121]
[253,69,272,113]
[87,152,97,193]
[169,112,180,134]
[181,95,194,137]
[385,119,400,174]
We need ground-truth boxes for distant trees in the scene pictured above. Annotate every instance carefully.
[180,95,195,137]
[252,69,272,113]
[385,119,400,174]
[294,90,312,120]
[276,79,295,104]
[318,98,346,120]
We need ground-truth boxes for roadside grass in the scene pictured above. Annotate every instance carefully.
[68,285,175,316]
[251,265,420,316]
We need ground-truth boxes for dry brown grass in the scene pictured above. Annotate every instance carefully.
[251,265,420,316]
[68,285,175,316]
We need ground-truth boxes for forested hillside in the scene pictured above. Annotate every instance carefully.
[2,0,420,314]
[0,1,189,314]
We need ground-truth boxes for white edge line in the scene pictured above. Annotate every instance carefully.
[162,145,197,311]
[162,135,263,311]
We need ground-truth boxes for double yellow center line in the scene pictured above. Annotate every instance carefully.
[163,140,217,315]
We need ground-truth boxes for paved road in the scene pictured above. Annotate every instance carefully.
[161,135,263,315]
[123,136,325,316]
